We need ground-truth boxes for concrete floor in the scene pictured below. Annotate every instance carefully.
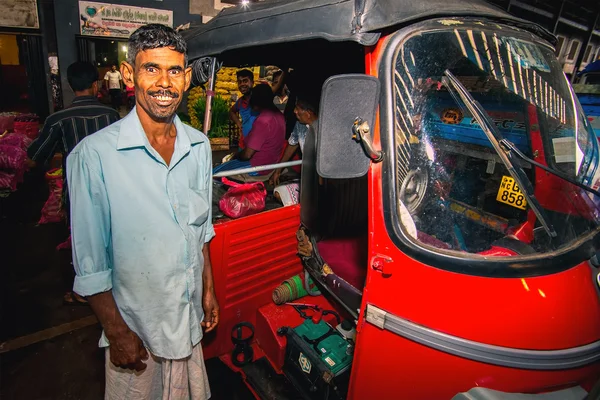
[0,166,252,399]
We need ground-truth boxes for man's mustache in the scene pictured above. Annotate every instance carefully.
[148,90,180,98]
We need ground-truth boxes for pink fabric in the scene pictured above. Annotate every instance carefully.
[245,109,285,175]
[316,236,368,289]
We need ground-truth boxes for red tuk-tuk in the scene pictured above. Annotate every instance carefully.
[183,0,600,398]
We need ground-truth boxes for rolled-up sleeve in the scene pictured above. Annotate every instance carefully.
[204,142,216,243]
[288,122,301,146]
[67,146,112,296]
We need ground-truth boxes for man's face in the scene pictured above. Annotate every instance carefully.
[294,103,311,124]
[127,47,191,121]
[237,76,253,95]
[111,65,117,72]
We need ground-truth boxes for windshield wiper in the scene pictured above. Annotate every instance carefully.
[499,139,600,198]
[443,70,557,238]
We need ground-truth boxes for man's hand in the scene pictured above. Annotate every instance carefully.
[86,291,147,372]
[269,169,282,186]
[201,288,220,333]
[106,327,148,371]
[296,229,313,257]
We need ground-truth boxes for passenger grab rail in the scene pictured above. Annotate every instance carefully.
[213,160,303,178]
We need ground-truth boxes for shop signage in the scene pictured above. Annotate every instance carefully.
[0,0,39,29]
[78,1,173,38]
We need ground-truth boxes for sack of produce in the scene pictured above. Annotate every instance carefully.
[13,114,39,139]
[39,168,64,224]
[218,178,266,219]
[0,171,17,191]
[0,133,33,151]
[0,144,27,171]
[0,112,17,134]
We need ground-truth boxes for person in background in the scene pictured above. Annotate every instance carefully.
[215,84,285,176]
[125,84,135,111]
[67,24,217,398]
[229,69,257,148]
[27,61,120,306]
[229,68,288,149]
[272,69,288,112]
[104,64,123,111]
[270,95,319,186]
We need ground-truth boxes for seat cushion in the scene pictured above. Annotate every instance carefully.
[316,235,368,289]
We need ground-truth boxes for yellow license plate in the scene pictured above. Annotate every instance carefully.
[496,176,528,210]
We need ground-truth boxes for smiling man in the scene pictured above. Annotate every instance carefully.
[66,24,217,399]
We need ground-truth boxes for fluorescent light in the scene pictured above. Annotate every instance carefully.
[122,45,127,52]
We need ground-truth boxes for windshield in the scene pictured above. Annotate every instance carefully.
[391,22,600,259]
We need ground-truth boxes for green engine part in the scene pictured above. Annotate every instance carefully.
[293,319,353,375]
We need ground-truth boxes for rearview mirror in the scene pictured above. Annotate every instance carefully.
[316,74,380,179]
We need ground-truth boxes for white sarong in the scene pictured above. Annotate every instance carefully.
[105,344,211,400]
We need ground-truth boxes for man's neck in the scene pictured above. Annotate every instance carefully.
[137,107,176,143]
[74,89,94,97]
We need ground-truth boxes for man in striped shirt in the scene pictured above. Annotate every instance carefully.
[27,61,119,305]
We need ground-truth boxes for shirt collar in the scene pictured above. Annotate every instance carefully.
[71,95,98,104]
[116,108,205,152]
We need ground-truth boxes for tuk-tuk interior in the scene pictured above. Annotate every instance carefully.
[211,37,371,294]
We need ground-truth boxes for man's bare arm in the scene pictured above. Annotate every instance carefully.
[230,105,242,131]
[201,243,219,332]
[271,70,288,94]
[87,291,148,371]
[233,147,256,161]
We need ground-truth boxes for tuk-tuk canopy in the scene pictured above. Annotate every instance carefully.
[182,0,553,61]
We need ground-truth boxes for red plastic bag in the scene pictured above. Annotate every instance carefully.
[218,178,266,219]
[39,168,64,224]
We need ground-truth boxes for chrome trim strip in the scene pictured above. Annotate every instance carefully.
[365,304,600,370]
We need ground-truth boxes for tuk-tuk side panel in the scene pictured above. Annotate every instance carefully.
[348,319,600,399]
[202,205,303,360]
[352,158,600,397]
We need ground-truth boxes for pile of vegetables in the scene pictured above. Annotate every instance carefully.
[187,87,231,138]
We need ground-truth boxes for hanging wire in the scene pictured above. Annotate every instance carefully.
[191,57,223,86]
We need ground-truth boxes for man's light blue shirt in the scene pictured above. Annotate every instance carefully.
[67,109,215,360]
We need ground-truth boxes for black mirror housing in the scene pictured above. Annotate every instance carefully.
[316,74,380,179]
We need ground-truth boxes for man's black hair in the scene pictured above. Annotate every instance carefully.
[296,96,319,115]
[127,24,187,66]
[249,84,277,111]
[236,69,254,81]
[67,61,99,92]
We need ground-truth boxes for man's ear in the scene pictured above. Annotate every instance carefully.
[121,62,135,88]
[184,66,192,92]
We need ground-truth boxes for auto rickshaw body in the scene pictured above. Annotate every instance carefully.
[183,0,600,398]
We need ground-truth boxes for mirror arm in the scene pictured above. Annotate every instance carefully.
[353,118,384,163]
